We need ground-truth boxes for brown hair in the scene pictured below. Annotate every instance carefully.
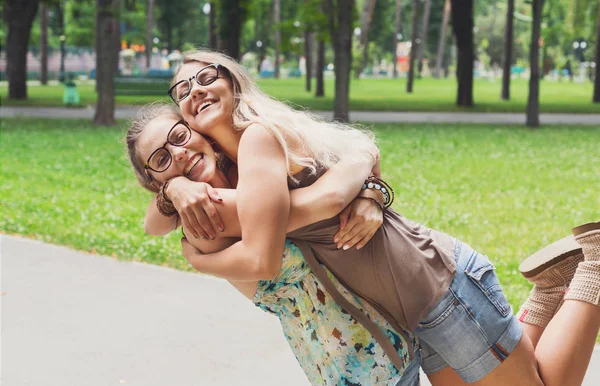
[125,103,233,193]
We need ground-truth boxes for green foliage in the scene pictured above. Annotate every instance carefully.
[2,118,599,311]
[2,77,597,113]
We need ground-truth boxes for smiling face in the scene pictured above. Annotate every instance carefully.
[174,62,235,137]
[136,116,219,185]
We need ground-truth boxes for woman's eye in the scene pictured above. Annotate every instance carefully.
[157,154,170,168]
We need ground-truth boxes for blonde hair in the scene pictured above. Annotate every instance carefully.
[178,50,378,182]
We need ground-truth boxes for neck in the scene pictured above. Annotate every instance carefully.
[208,167,231,189]
[210,123,242,163]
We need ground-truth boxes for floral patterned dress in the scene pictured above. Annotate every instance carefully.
[253,240,416,385]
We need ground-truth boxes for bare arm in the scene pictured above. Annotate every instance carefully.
[183,124,290,281]
[145,150,377,241]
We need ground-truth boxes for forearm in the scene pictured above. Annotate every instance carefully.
[144,197,178,236]
[287,157,375,229]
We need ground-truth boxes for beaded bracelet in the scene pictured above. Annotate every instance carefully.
[156,178,177,217]
[361,175,395,208]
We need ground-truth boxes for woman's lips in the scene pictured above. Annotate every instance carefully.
[184,153,204,176]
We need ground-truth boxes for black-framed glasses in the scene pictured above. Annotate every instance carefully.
[144,119,192,173]
[168,63,222,105]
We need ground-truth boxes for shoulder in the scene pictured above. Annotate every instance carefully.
[239,123,281,153]
[240,123,277,144]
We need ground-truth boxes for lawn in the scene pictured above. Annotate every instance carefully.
[1,77,598,114]
[1,118,599,313]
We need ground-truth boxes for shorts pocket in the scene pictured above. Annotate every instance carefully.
[464,252,511,317]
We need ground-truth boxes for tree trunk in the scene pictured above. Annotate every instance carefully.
[593,4,600,103]
[94,0,121,126]
[501,0,514,100]
[406,0,419,93]
[417,0,432,77]
[305,31,313,92]
[40,2,48,85]
[146,0,154,70]
[356,0,376,78]
[434,0,450,78]
[5,0,39,99]
[450,0,474,107]
[327,0,354,122]
[526,0,544,128]
[316,39,325,97]
[217,0,246,60]
[208,1,217,49]
[392,0,402,78]
[273,0,281,78]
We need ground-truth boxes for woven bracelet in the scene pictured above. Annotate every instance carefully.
[156,179,177,217]
[362,176,395,208]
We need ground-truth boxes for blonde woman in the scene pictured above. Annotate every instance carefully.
[126,105,422,385]
[161,50,600,386]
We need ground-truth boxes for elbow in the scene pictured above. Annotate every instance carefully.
[252,253,282,281]
[327,188,350,217]
[144,219,165,236]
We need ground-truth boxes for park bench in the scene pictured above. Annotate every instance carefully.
[114,69,173,96]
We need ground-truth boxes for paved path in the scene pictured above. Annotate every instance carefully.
[1,106,599,125]
[2,235,600,386]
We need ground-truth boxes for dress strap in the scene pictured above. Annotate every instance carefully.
[291,240,413,371]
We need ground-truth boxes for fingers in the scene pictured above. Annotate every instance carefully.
[338,205,352,233]
[207,185,223,203]
[336,221,363,249]
[201,201,225,234]
[181,211,209,240]
[355,228,378,250]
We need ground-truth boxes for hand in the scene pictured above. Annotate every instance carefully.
[181,237,206,272]
[166,177,224,240]
[334,197,383,250]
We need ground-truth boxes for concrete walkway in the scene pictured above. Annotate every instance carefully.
[1,106,599,125]
[2,235,600,386]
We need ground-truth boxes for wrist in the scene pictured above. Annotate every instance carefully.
[358,188,385,207]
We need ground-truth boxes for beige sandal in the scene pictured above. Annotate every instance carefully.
[519,235,582,279]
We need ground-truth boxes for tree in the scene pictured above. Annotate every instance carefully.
[417,0,432,77]
[501,0,514,100]
[327,0,355,122]
[145,0,154,69]
[450,0,474,107]
[94,0,121,126]
[434,0,450,78]
[4,0,40,99]
[316,39,326,96]
[594,4,600,103]
[392,0,402,78]
[40,2,49,85]
[304,30,314,91]
[526,0,545,128]
[356,0,376,78]
[215,0,250,60]
[406,0,419,93]
[208,1,217,49]
[273,0,281,78]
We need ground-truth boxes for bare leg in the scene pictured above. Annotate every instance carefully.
[535,300,600,385]
[427,367,468,386]
[521,322,544,349]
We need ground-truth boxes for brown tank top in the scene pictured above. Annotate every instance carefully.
[286,167,457,361]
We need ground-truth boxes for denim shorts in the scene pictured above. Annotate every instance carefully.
[394,345,421,386]
[413,239,523,383]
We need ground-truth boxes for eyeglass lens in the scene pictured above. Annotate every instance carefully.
[172,65,218,102]
[148,124,191,172]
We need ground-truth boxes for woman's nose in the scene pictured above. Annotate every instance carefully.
[190,82,207,99]
[171,146,188,162]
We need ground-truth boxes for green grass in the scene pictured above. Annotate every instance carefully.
[1,77,599,113]
[1,118,599,314]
